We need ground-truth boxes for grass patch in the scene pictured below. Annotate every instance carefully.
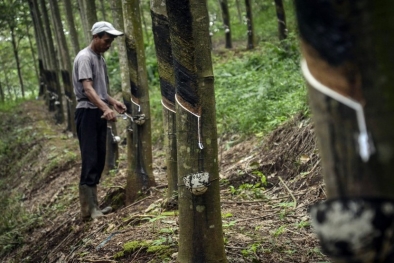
[214,33,308,137]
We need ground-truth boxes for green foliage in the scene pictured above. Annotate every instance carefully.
[114,240,150,259]
[0,194,43,256]
[209,0,298,45]
[214,34,307,137]
[229,182,265,200]
[241,242,261,260]
[41,149,77,177]
[271,225,286,237]
[0,115,37,178]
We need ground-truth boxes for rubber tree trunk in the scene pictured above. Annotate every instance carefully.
[98,0,107,21]
[109,0,133,180]
[235,0,242,23]
[23,8,39,89]
[85,0,98,32]
[109,0,130,96]
[219,0,232,49]
[9,25,25,98]
[244,0,255,49]
[77,0,97,45]
[28,0,49,71]
[150,0,178,208]
[63,0,81,56]
[40,0,64,123]
[28,0,47,99]
[123,0,156,204]
[140,1,150,45]
[274,0,287,41]
[166,1,228,262]
[49,0,76,134]
[39,0,56,70]
[0,81,4,103]
[294,1,394,262]
[31,0,51,104]
[1,65,13,101]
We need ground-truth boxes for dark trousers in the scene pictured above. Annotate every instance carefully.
[75,108,107,186]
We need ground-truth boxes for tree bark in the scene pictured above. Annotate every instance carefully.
[28,0,49,101]
[77,0,91,45]
[63,0,81,56]
[123,0,156,204]
[1,65,13,101]
[109,0,132,179]
[49,0,75,133]
[85,0,98,31]
[244,0,255,49]
[23,7,39,89]
[39,0,64,123]
[235,0,242,23]
[150,0,178,208]
[28,0,49,72]
[166,0,228,262]
[295,0,394,262]
[9,24,25,98]
[219,0,232,48]
[274,0,287,41]
[39,0,56,69]
[0,81,4,103]
[109,0,130,95]
[98,0,107,21]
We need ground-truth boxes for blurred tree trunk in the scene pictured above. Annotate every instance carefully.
[244,0,255,49]
[49,0,76,134]
[150,0,178,208]
[0,81,4,103]
[85,0,98,30]
[166,0,228,262]
[28,0,48,98]
[109,0,130,100]
[97,0,107,21]
[140,1,150,45]
[219,0,232,48]
[123,0,156,204]
[23,8,39,88]
[110,0,132,177]
[274,0,287,41]
[235,0,242,23]
[1,65,13,101]
[28,0,49,70]
[39,0,64,123]
[77,0,92,45]
[9,22,25,98]
[295,0,394,262]
[39,0,56,69]
[63,0,80,56]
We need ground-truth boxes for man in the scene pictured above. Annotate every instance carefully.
[73,21,126,220]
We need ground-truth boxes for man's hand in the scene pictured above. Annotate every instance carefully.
[102,108,117,121]
[113,101,127,114]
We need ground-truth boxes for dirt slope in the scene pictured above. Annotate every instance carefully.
[0,100,329,263]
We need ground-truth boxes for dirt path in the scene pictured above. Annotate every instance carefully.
[1,100,329,263]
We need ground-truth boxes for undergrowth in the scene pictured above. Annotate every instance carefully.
[214,33,308,137]
[0,102,44,256]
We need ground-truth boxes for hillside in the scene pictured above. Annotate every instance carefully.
[0,99,329,263]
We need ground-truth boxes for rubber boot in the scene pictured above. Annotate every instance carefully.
[79,185,104,220]
[79,185,90,220]
[92,185,112,215]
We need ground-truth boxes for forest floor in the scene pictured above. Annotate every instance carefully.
[0,99,329,263]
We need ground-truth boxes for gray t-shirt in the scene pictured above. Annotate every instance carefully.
[72,47,110,109]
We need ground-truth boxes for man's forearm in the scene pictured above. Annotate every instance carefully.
[83,81,111,112]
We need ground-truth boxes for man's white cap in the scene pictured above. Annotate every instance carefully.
[91,21,124,36]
